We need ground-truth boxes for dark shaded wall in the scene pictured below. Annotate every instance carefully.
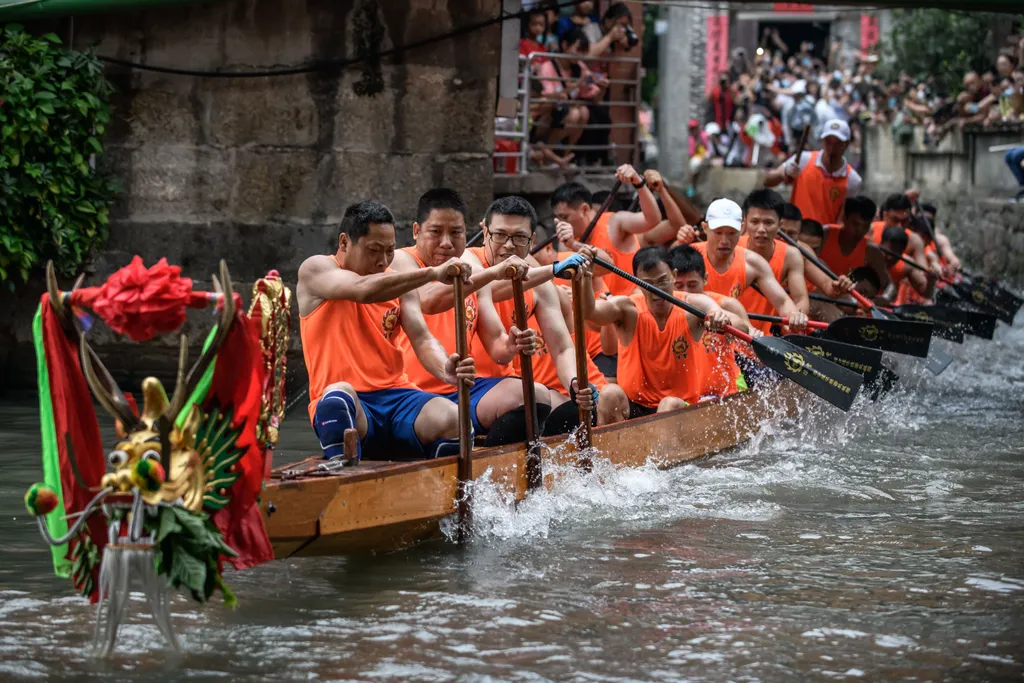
[1,0,501,390]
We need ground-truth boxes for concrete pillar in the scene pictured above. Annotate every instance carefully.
[658,4,694,184]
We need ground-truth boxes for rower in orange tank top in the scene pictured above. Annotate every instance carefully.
[468,246,534,379]
[517,310,609,397]
[735,234,785,334]
[790,150,853,226]
[587,212,639,297]
[692,241,748,300]
[700,291,744,399]
[301,283,413,422]
[819,224,868,278]
[618,292,707,408]
[394,247,479,394]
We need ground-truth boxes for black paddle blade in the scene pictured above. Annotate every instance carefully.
[751,336,863,411]
[893,304,997,340]
[924,347,954,375]
[953,282,1015,324]
[783,334,885,384]
[890,307,964,343]
[824,316,933,358]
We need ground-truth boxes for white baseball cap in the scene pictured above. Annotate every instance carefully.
[706,198,742,232]
[821,119,851,142]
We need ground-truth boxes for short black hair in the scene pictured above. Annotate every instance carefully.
[799,219,824,238]
[340,200,394,242]
[920,202,937,218]
[881,193,912,213]
[603,2,632,23]
[591,190,629,212]
[844,195,878,222]
[552,182,592,209]
[561,27,590,53]
[669,245,706,279]
[780,203,803,222]
[485,195,538,234]
[521,9,547,39]
[850,266,881,291]
[416,187,468,225]
[881,225,909,251]
[633,245,669,274]
[742,188,785,218]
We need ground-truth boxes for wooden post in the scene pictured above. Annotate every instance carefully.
[570,276,593,467]
[511,277,543,491]
[452,275,474,543]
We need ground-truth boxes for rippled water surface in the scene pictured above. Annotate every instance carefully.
[2,327,1023,682]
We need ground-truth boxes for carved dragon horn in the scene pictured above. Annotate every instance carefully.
[79,338,142,433]
[165,260,237,422]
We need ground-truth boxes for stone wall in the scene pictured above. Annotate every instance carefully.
[0,0,501,391]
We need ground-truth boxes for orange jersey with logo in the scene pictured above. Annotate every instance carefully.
[736,235,786,334]
[618,292,706,408]
[700,291,743,399]
[791,151,850,225]
[300,267,413,420]
[586,213,639,297]
[694,241,749,300]
[467,246,535,379]
[394,247,479,394]
[515,314,609,397]
[819,225,868,278]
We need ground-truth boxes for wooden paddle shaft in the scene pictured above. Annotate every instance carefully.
[451,274,473,542]
[579,180,623,244]
[788,125,811,194]
[511,276,543,492]
[778,231,876,311]
[570,276,594,460]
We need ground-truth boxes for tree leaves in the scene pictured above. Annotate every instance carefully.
[0,25,118,288]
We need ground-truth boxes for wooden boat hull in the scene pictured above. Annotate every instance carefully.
[261,383,803,558]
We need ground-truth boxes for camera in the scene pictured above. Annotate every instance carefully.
[623,24,639,50]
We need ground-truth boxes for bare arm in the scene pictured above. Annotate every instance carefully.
[399,291,462,384]
[747,251,800,319]
[637,219,680,247]
[935,232,961,270]
[783,246,810,314]
[533,282,578,392]
[473,284,519,366]
[718,296,750,334]
[864,244,893,294]
[581,271,633,329]
[298,254,438,312]
[610,188,661,237]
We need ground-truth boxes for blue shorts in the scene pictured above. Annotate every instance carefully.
[444,376,509,435]
[313,387,439,460]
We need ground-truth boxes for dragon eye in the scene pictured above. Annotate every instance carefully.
[108,450,129,467]
[142,449,161,462]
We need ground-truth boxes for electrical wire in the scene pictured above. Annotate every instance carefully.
[95,0,583,78]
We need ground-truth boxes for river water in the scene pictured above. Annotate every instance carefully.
[1,326,1023,682]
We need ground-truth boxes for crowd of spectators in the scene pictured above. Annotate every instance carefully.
[495,1,639,172]
[691,31,1024,184]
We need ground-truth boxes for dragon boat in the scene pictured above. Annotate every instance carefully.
[22,255,947,656]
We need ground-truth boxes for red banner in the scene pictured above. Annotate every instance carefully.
[860,14,880,55]
[774,2,814,12]
[705,14,729,95]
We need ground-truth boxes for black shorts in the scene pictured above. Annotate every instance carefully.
[594,353,617,379]
[628,400,657,420]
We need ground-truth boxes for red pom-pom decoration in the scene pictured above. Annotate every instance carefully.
[25,483,59,516]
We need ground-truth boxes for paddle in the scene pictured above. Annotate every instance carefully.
[591,257,864,411]
[876,243,1015,325]
[778,231,934,358]
[579,180,623,244]
[570,276,594,462]
[746,313,884,381]
[787,125,811,196]
[914,203,1022,317]
[451,274,474,543]
[510,275,543,492]
[892,303,996,340]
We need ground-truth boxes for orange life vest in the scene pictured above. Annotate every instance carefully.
[586,213,639,297]
[694,241,749,300]
[300,265,414,421]
[700,291,743,399]
[736,235,786,334]
[468,246,535,379]
[819,225,868,278]
[791,151,850,226]
[394,247,479,394]
[618,292,706,408]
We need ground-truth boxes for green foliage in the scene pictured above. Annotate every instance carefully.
[154,505,238,606]
[0,24,119,289]
[878,10,1023,96]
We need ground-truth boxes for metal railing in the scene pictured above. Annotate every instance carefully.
[494,51,642,178]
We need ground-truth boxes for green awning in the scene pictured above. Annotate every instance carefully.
[0,0,221,21]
